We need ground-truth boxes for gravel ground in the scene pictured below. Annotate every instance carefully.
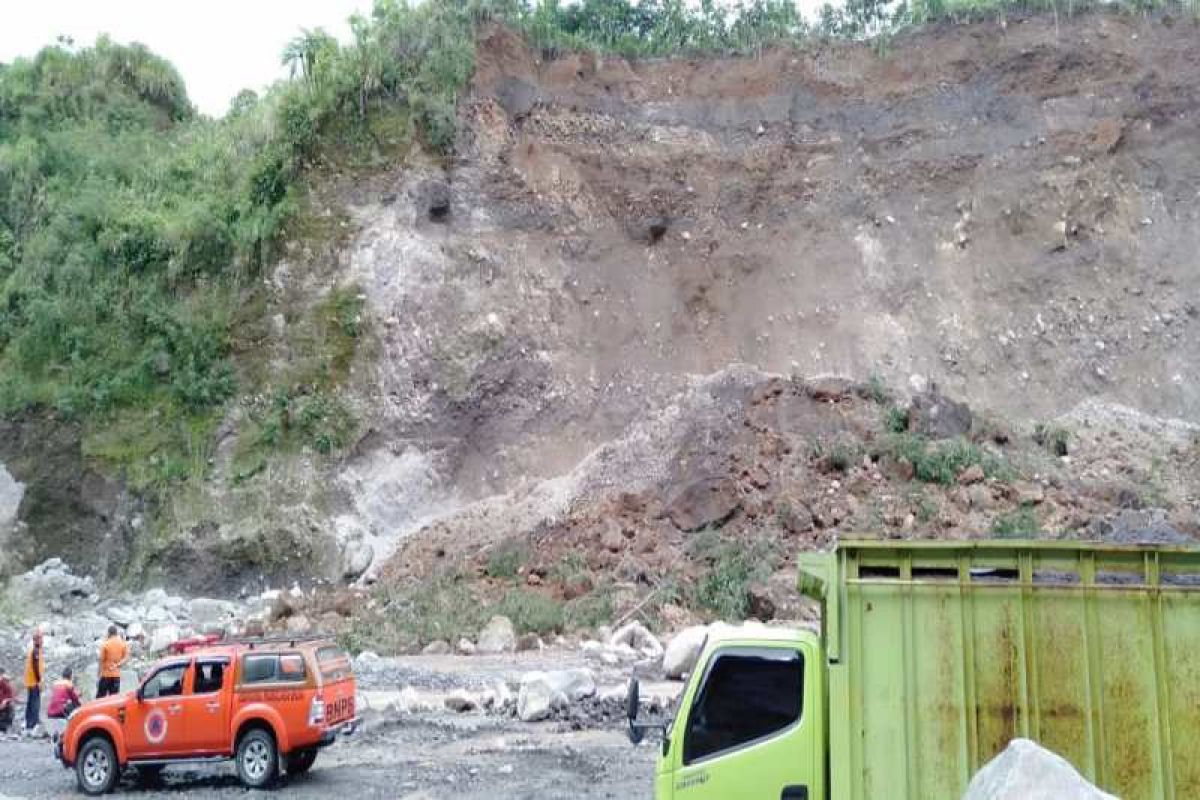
[0,712,659,799]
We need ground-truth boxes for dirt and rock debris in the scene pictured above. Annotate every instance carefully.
[1,10,1200,798]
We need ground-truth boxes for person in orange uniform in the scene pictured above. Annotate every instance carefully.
[97,625,129,698]
[24,627,44,733]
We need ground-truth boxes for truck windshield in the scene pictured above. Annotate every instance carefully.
[684,649,803,765]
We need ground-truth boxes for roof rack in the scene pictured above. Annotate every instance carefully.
[221,634,333,650]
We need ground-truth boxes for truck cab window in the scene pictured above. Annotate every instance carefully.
[683,649,803,765]
[142,664,188,699]
[194,661,225,694]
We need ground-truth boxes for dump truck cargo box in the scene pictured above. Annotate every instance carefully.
[798,540,1200,800]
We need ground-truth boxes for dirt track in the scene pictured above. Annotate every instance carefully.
[0,715,656,799]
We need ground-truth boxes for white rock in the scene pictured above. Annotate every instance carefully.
[476,615,516,654]
[147,624,181,653]
[105,605,138,626]
[395,686,434,714]
[517,678,566,722]
[456,638,476,655]
[187,598,233,626]
[517,668,596,722]
[144,588,169,605]
[663,625,709,679]
[125,622,146,641]
[962,739,1117,800]
[0,461,25,538]
[608,622,664,659]
[145,606,170,623]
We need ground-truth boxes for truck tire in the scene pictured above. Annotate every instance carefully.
[76,737,119,796]
[286,748,318,775]
[235,728,279,789]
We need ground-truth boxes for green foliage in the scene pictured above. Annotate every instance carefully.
[991,506,1041,538]
[497,588,566,634]
[882,433,1012,486]
[1033,423,1070,457]
[485,538,529,580]
[689,531,778,621]
[811,434,860,473]
[885,405,910,434]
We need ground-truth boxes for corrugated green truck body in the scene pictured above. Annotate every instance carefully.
[648,540,1200,800]
[810,540,1200,800]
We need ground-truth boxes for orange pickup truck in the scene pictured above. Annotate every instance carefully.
[56,636,358,795]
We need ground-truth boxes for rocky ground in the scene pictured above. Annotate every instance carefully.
[0,704,658,799]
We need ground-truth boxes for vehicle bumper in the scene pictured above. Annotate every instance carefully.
[318,716,361,747]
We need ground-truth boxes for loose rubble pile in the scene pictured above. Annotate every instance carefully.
[963,739,1117,800]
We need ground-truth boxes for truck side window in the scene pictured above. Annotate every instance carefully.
[142,664,188,700]
[194,662,226,694]
[242,655,278,684]
[683,649,803,765]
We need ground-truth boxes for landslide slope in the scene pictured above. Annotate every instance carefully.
[4,13,1199,598]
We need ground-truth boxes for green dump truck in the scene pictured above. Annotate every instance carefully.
[628,539,1200,800]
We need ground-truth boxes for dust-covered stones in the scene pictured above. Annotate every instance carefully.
[476,615,517,654]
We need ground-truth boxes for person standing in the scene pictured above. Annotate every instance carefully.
[0,666,14,733]
[97,625,129,698]
[23,627,44,734]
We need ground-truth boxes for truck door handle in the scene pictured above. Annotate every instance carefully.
[782,787,809,800]
[167,704,182,715]
[206,702,220,712]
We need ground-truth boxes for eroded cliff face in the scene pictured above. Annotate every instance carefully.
[7,13,1200,589]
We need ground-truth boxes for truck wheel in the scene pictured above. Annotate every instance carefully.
[236,728,279,789]
[286,748,318,775]
[76,737,119,796]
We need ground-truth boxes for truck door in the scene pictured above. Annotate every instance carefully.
[177,658,231,755]
[127,661,191,759]
[666,644,821,800]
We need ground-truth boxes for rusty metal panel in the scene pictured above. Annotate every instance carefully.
[800,540,1200,800]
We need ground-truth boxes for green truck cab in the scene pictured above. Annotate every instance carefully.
[629,539,1200,800]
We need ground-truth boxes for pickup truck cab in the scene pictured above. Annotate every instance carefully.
[57,636,358,795]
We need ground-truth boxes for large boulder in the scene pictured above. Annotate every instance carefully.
[666,477,741,532]
[517,669,596,722]
[908,391,973,439]
[476,615,517,654]
[608,622,664,659]
[0,461,24,538]
[663,625,709,679]
[963,739,1117,800]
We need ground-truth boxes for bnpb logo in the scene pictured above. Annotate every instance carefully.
[144,709,168,744]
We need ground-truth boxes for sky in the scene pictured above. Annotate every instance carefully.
[0,0,375,116]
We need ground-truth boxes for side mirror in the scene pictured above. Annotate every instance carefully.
[626,677,645,745]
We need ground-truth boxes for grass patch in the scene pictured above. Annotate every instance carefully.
[82,402,221,491]
[497,589,565,635]
[991,506,1042,538]
[1033,423,1070,457]
[885,405,910,434]
[881,433,1012,486]
[688,532,779,621]
[485,538,530,581]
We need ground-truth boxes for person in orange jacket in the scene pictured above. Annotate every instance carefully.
[23,627,44,733]
[97,625,129,698]
[47,667,82,720]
